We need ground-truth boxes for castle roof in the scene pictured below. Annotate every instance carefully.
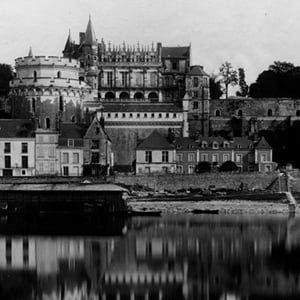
[83,16,97,45]
[137,130,174,150]
[189,65,209,76]
[255,136,272,149]
[101,103,182,113]
[0,119,34,138]
[162,46,190,58]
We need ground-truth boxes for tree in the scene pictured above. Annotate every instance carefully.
[219,62,238,99]
[236,68,248,97]
[268,61,295,73]
[209,75,223,99]
[219,161,238,172]
[0,64,13,96]
[249,61,298,98]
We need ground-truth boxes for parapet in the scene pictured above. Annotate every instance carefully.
[15,56,80,68]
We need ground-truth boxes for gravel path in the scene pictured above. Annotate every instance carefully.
[129,200,295,215]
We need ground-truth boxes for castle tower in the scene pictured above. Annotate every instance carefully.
[80,16,99,98]
[9,54,92,130]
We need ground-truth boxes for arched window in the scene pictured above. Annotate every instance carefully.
[193,77,199,87]
[148,92,159,102]
[297,110,300,117]
[71,115,76,123]
[119,92,130,100]
[32,98,36,113]
[238,110,243,117]
[105,92,115,100]
[57,71,61,79]
[33,71,37,82]
[268,109,273,117]
[215,110,221,117]
[134,92,144,100]
[45,117,51,129]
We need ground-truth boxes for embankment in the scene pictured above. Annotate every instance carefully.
[114,173,277,192]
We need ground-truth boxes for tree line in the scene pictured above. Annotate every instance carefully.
[209,60,300,99]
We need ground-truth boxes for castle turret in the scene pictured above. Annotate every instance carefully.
[63,29,75,59]
[28,47,33,57]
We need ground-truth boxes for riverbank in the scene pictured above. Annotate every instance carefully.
[129,200,295,215]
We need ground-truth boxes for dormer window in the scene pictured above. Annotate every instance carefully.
[188,144,194,149]
[68,139,74,147]
[212,142,219,149]
[249,144,254,149]
[176,144,181,149]
[223,141,230,148]
[236,144,241,149]
[201,141,208,148]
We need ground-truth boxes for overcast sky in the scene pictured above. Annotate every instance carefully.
[1,0,300,84]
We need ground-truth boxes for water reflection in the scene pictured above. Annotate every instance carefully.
[0,215,300,299]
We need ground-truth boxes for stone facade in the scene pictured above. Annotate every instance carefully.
[9,54,91,130]
[209,98,300,137]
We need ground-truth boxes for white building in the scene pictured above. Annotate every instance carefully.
[0,119,35,176]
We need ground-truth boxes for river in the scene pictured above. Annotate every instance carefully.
[0,214,299,299]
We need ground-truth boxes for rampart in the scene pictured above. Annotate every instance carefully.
[15,56,79,68]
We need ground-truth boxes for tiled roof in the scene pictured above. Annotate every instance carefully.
[199,137,254,149]
[59,123,86,139]
[101,103,183,113]
[137,130,174,150]
[58,123,86,147]
[255,136,272,149]
[188,65,209,76]
[0,119,34,138]
[162,46,190,58]
[174,137,198,151]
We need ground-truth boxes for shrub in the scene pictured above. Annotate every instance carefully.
[219,161,238,172]
[195,161,211,173]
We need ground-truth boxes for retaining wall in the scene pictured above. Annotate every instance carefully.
[114,173,277,192]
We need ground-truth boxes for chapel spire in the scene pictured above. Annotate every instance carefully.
[84,15,97,45]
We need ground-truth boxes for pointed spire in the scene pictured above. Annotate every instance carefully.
[84,15,97,45]
[63,29,74,56]
[28,47,33,57]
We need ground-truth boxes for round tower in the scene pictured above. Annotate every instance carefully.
[10,50,91,129]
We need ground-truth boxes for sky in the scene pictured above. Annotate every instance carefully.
[1,0,300,85]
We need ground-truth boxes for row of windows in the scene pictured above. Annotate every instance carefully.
[145,151,169,163]
[4,155,28,169]
[176,153,196,162]
[33,71,63,82]
[4,143,28,154]
[62,152,80,164]
[104,91,158,100]
[106,112,178,119]
[215,109,300,117]
[141,151,268,164]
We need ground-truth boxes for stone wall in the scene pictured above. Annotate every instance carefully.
[114,173,277,192]
[209,98,300,136]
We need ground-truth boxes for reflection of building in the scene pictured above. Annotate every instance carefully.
[1,217,300,299]
[0,237,36,269]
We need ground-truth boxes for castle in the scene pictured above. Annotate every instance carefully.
[8,17,300,173]
[9,16,210,169]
